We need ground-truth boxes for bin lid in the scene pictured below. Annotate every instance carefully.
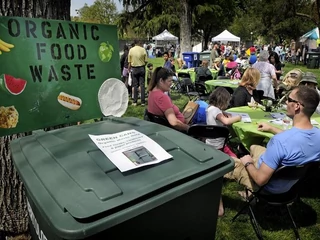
[11,117,233,235]
[182,52,200,55]
[307,51,320,55]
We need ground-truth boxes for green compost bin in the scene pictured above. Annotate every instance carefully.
[307,51,320,69]
[11,117,234,240]
[199,51,211,61]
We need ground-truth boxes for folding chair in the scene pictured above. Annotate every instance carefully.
[194,82,210,101]
[196,75,213,85]
[187,124,230,147]
[182,78,199,100]
[232,161,320,240]
[256,90,264,100]
[144,109,172,128]
[178,72,199,99]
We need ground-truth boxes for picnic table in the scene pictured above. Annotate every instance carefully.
[176,68,218,82]
[205,80,240,92]
[227,106,320,150]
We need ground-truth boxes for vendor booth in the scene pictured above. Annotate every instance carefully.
[152,29,178,47]
[211,30,241,45]
[299,27,320,68]
[299,27,319,50]
[152,29,178,57]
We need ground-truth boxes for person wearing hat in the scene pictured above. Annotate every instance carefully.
[299,72,320,114]
[212,57,226,79]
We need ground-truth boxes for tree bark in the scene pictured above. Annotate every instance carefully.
[0,0,70,237]
[179,0,192,57]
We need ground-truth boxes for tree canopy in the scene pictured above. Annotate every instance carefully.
[74,0,320,50]
[72,0,117,25]
[229,0,317,43]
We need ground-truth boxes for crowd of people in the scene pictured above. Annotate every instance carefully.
[120,38,320,218]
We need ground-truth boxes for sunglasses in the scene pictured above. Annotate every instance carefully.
[287,96,304,107]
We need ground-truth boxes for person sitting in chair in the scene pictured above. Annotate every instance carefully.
[195,60,213,84]
[148,67,189,132]
[226,85,320,197]
[229,67,261,107]
[225,55,238,72]
[212,58,226,79]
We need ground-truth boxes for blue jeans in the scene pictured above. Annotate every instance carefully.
[132,66,146,104]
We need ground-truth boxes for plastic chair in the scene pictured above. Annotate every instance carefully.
[187,124,230,147]
[232,161,320,240]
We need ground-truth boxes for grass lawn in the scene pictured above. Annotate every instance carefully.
[122,58,320,239]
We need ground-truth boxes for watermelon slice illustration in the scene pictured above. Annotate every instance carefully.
[0,74,27,95]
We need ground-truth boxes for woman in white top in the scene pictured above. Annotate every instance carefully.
[252,50,277,99]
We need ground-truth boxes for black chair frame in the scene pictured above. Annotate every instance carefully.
[187,124,230,148]
[144,109,172,128]
[194,82,210,101]
[232,161,320,240]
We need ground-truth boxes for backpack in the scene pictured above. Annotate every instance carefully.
[192,100,208,124]
[282,69,304,87]
[230,66,241,79]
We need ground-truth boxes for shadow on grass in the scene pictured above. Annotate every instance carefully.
[224,194,317,233]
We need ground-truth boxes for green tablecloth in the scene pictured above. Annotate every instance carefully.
[227,106,320,150]
[176,68,218,82]
[205,80,240,92]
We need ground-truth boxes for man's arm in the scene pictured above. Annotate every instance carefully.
[258,122,283,134]
[240,137,284,187]
[240,155,275,186]
[127,50,132,72]
[144,51,148,64]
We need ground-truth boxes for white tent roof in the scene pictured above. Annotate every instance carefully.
[152,29,178,41]
[212,30,240,42]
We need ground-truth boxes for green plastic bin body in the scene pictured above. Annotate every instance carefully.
[11,117,234,240]
[307,51,320,69]
[199,51,211,61]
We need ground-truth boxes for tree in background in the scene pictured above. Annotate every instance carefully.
[0,0,71,238]
[117,0,180,39]
[118,0,194,55]
[193,1,237,50]
[73,0,117,24]
[295,0,320,29]
[229,0,315,44]
[118,0,238,54]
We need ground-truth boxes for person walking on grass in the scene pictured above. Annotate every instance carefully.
[128,39,148,106]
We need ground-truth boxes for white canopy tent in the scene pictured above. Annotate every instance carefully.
[212,30,240,43]
[152,29,178,41]
[152,30,178,49]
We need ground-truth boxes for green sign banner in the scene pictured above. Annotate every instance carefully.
[0,17,120,137]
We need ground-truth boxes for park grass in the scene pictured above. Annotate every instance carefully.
[122,58,320,239]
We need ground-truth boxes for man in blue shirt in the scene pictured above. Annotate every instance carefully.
[229,85,320,194]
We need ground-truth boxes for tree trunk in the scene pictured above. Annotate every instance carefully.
[0,0,70,237]
[179,0,192,57]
